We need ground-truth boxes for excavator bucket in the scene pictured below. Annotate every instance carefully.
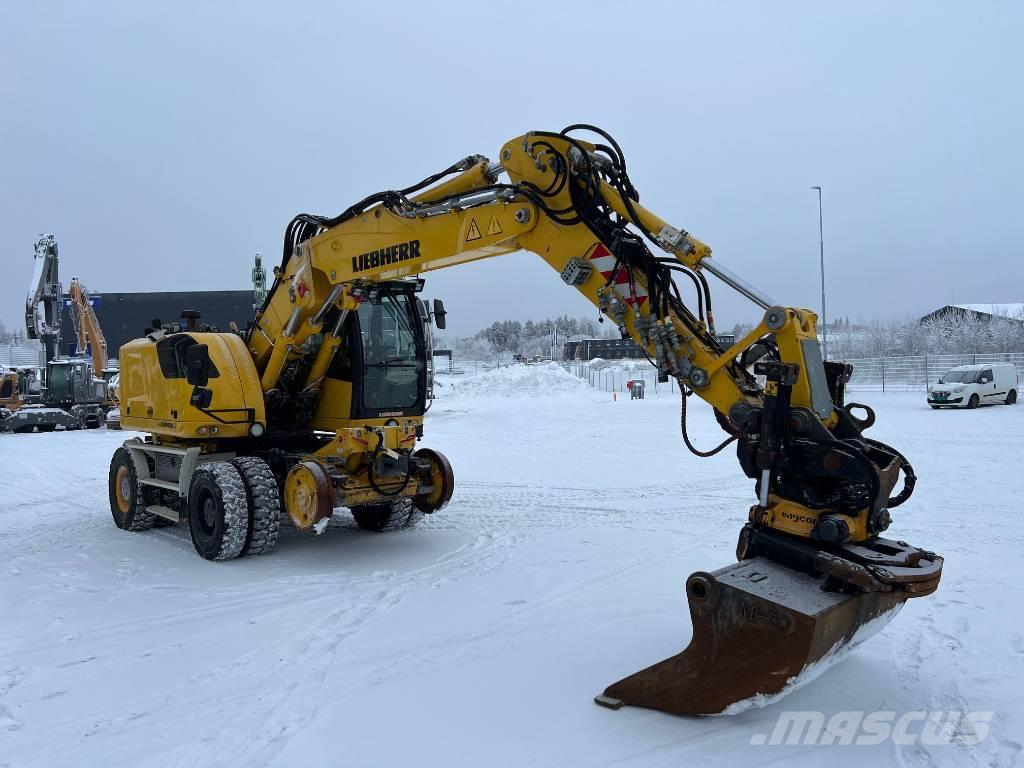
[595,556,918,716]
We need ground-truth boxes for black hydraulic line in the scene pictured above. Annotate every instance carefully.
[864,438,917,508]
[657,261,704,321]
[558,124,719,336]
[366,440,414,498]
[679,386,737,457]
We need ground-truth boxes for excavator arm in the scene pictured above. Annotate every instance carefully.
[243,126,942,715]
[67,278,108,377]
[25,234,63,363]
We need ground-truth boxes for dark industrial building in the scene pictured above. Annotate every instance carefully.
[60,290,258,358]
[564,333,738,361]
[563,338,645,360]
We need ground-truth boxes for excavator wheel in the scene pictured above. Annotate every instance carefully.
[231,456,282,556]
[351,498,423,532]
[412,448,455,514]
[108,447,157,532]
[186,462,249,561]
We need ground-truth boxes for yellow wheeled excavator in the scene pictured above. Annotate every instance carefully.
[109,125,942,716]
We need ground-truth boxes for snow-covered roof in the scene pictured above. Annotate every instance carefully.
[953,303,1024,320]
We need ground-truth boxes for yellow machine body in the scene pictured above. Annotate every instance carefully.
[119,332,266,440]
[108,126,940,716]
[0,371,23,411]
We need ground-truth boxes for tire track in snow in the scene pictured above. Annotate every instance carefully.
[890,590,1022,768]
[3,528,525,766]
[307,522,736,711]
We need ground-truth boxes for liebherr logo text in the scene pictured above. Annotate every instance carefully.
[351,239,421,273]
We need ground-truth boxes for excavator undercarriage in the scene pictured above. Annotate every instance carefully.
[110,125,942,716]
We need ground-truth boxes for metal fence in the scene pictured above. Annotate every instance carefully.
[563,352,1024,395]
[562,361,679,395]
[845,352,1024,392]
[0,342,44,368]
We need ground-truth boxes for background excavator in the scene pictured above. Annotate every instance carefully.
[110,125,942,716]
[67,275,121,427]
[67,276,117,402]
[1,236,109,433]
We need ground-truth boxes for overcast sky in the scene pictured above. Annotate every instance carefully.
[2,1,1021,336]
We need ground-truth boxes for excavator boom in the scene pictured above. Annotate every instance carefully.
[67,278,108,375]
[25,234,62,363]
[246,126,942,714]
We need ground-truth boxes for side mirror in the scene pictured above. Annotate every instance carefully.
[186,344,211,387]
[432,299,447,330]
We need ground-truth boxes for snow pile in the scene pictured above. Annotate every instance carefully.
[436,362,587,398]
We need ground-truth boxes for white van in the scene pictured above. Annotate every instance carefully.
[927,363,1019,409]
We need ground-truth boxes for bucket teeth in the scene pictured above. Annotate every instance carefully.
[596,558,906,716]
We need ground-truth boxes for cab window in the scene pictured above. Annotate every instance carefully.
[155,335,220,379]
[358,295,422,411]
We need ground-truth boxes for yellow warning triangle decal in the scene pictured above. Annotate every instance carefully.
[487,216,503,236]
[466,218,482,241]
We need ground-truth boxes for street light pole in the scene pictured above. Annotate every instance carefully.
[810,185,827,360]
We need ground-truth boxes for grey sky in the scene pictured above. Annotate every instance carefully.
[2,1,1021,336]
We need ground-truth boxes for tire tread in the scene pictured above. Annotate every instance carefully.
[231,456,282,556]
[188,462,248,560]
[351,498,424,532]
[109,447,157,532]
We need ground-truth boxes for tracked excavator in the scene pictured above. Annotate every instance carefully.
[109,126,942,716]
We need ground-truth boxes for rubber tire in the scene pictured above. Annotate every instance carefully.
[187,462,249,561]
[231,457,282,556]
[968,394,980,409]
[13,425,34,434]
[38,424,57,432]
[1006,390,1017,405]
[109,447,157,531]
[351,498,424,532]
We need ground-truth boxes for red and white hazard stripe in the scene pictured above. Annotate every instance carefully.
[586,243,648,307]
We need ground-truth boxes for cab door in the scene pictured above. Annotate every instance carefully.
[350,289,427,419]
[978,368,1000,402]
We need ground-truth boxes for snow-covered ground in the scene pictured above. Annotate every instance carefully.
[1,366,1022,767]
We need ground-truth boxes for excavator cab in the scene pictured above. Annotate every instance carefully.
[353,283,428,418]
[313,279,430,429]
[0,371,18,408]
